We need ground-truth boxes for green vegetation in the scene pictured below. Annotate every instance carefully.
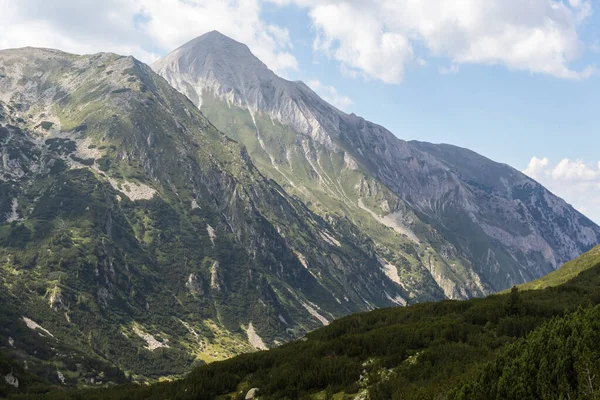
[453,306,600,399]
[1,47,437,394]
[39,121,54,130]
[518,245,600,291]
[3,47,600,400]
[10,245,600,399]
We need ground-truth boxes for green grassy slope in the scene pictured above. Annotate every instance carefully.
[518,245,600,291]
[17,245,600,399]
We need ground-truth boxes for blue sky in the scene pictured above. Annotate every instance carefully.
[1,0,599,222]
[260,2,599,166]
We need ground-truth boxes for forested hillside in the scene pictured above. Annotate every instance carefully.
[7,245,599,399]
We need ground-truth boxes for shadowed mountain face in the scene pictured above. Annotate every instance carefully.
[0,47,411,383]
[153,30,600,298]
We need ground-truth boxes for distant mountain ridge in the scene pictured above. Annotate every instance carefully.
[153,30,600,296]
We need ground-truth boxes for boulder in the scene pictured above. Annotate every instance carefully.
[245,387,259,399]
[4,372,18,388]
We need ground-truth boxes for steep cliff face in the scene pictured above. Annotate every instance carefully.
[0,48,408,383]
[408,142,599,286]
[153,31,600,296]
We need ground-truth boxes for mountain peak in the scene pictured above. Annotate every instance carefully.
[184,30,252,53]
[153,30,270,79]
[196,30,241,43]
[151,30,283,110]
[154,33,600,299]
[201,29,228,38]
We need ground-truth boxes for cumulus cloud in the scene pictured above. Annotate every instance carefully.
[523,157,600,223]
[552,159,600,181]
[272,0,595,83]
[0,0,298,74]
[307,80,353,111]
[310,3,413,83]
[1,0,595,84]
[0,0,159,61]
[523,156,550,179]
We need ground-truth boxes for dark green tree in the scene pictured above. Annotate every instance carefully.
[505,287,523,316]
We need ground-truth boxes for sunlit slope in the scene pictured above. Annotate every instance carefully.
[154,30,600,300]
[518,245,600,291]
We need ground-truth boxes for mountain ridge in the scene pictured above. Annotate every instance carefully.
[153,31,600,296]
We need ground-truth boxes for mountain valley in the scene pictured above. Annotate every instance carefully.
[0,32,598,394]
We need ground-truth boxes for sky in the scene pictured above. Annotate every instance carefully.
[1,0,599,223]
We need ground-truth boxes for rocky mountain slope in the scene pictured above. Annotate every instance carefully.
[153,31,600,298]
[1,32,598,388]
[0,47,410,384]
[20,244,600,399]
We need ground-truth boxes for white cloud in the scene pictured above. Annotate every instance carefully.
[523,157,600,223]
[1,0,594,84]
[0,0,298,74]
[0,0,159,61]
[307,80,353,111]
[551,158,599,181]
[310,3,413,84]
[523,156,550,179]
[272,0,595,83]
